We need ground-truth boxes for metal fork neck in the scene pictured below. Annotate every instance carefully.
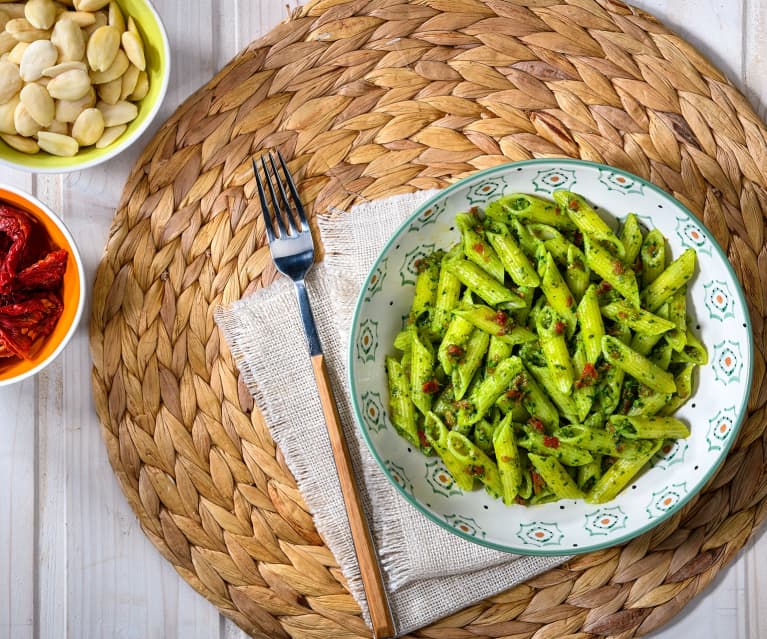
[294,279,323,356]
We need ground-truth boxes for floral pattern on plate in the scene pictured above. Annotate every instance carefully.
[599,168,645,195]
[707,406,737,452]
[712,340,744,384]
[517,522,564,547]
[425,460,463,498]
[584,507,628,536]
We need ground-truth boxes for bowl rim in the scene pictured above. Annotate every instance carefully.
[0,184,86,387]
[347,157,755,555]
[0,0,171,175]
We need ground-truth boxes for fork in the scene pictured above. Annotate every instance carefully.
[253,151,395,639]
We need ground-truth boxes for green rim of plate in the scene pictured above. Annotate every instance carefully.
[0,0,170,173]
[347,158,755,556]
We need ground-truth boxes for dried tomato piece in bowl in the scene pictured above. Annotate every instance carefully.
[0,203,67,361]
[0,204,32,293]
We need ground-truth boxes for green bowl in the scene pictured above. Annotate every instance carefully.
[0,0,170,173]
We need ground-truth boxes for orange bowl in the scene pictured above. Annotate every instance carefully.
[0,185,85,386]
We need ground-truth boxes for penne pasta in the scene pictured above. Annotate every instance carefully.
[553,190,625,258]
[453,305,537,344]
[640,229,666,287]
[452,327,490,400]
[536,305,574,394]
[586,440,663,504]
[385,356,420,448]
[423,412,475,491]
[447,430,503,497]
[493,414,522,505]
[456,212,505,282]
[584,235,640,306]
[486,192,576,231]
[602,335,677,394]
[529,453,583,499]
[430,247,463,338]
[446,258,519,306]
[577,284,605,364]
[384,188,706,507]
[539,250,577,335]
[641,248,696,311]
[620,213,643,266]
[486,221,541,287]
[609,414,691,440]
[600,300,676,335]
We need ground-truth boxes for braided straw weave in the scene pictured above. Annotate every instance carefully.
[90,0,767,637]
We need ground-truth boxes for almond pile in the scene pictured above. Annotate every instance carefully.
[0,0,148,156]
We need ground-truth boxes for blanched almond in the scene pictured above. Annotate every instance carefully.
[119,63,138,100]
[107,1,123,32]
[13,101,41,136]
[50,18,85,61]
[37,130,78,155]
[96,75,120,103]
[128,69,147,101]
[7,42,29,64]
[82,8,106,37]
[0,9,10,31]
[71,106,102,145]
[1,133,39,153]
[20,82,53,125]
[44,118,67,134]
[54,85,95,121]
[74,0,110,10]
[47,68,90,100]
[86,24,119,72]
[6,18,50,43]
[42,61,87,77]
[0,95,20,133]
[0,5,29,20]
[0,4,27,20]
[0,32,17,55]
[19,38,56,81]
[58,10,95,27]
[25,0,56,30]
[120,30,144,71]
[94,121,123,148]
[0,60,21,103]
[89,48,126,84]
[96,99,135,126]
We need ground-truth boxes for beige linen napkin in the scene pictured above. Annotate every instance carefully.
[215,191,568,636]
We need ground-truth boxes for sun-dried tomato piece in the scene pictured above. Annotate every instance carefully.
[15,249,67,291]
[575,362,599,389]
[446,343,465,361]
[0,204,33,293]
[0,291,63,359]
[421,378,440,394]
[0,202,69,364]
[596,280,612,295]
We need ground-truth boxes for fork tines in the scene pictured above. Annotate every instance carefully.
[253,151,309,240]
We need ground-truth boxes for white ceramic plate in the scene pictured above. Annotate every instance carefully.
[348,159,753,555]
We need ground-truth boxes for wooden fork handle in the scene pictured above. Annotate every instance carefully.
[311,354,395,639]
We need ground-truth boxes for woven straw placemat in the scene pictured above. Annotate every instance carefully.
[90,1,767,637]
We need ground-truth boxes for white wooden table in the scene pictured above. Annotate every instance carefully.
[1,1,766,637]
